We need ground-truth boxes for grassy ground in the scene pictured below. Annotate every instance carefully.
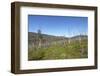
[28,39,88,60]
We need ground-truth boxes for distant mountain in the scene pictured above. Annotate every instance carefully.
[28,32,88,44]
[28,32,68,44]
[70,35,88,40]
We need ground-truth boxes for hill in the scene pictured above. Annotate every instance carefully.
[28,32,87,45]
[28,32,88,60]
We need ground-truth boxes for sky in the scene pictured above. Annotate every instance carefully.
[28,15,88,37]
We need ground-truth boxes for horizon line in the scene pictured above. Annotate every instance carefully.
[28,31,88,38]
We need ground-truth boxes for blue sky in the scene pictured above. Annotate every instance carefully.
[28,15,88,37]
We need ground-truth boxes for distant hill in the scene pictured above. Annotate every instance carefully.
[70,35,87,40]
[28,32,88,44]
[28,32,68,44]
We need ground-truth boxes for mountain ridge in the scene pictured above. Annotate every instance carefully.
[28,32,87,39]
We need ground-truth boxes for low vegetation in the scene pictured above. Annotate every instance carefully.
[28,38,88,60]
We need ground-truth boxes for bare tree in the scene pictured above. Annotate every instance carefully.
[37,29,43,48]
[79,34,84,57]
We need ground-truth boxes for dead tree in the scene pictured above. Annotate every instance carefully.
[37,29,43,48]
[79,34,84,57]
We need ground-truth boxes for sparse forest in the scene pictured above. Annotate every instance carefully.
[28,29,88,60]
